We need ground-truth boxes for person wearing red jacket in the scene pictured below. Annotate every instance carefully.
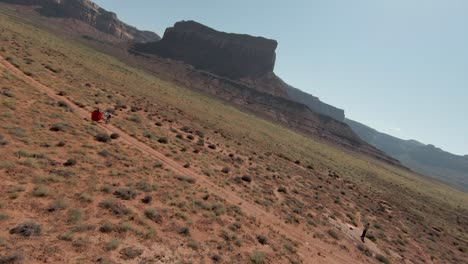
[91,108,104,122]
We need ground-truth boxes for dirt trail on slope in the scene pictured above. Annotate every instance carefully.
[0,56,367,264]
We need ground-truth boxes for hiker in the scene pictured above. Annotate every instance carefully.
[104,111,112,124]
[91,108,103,122]
[361,223,370,243]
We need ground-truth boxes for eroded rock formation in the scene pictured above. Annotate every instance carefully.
[133,20,277,80]
[0,0,159,42]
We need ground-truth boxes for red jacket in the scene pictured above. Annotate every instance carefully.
[91,110,103,121]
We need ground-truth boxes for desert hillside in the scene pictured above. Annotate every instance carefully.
[0,4,467,264]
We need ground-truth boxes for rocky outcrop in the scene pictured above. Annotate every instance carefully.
[133,20,277,80]
[286,85,345,122]
[0,0,160,43]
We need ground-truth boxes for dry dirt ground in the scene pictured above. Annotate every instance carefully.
[0,7,467,264]
[0,54,371,264]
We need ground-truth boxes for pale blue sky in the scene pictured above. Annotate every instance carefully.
[93,0,467,155]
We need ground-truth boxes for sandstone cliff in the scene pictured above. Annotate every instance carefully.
[133,20,277,79]
[0,0,160,43]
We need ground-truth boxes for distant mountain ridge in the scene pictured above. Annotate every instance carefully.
[345,119,468,191]
[0,0,160,43]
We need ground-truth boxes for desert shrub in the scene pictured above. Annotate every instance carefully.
[144,208,162,223]
[56,141,66,147]
[284,243,297,253]
[135,182,155,192]
[153,161,163,168]
[0,253,24,264]
[257,235,268,245]
[181,126,193,133]
[105,239,120,251]
[327,229,339,240]
[155,122,162,126]
[197,138,205,146]
[63,159,77,167]
[0,213,9,221]
[178,226,190,236]
[208,144,216,150]
[176,133,183,139]
[100,185,112,193]
[120,247,143,260]
[376,255,391,264]
[79,193,93,203]
[221,167,230,174]
[129,116,141,123]
[357,243,372,257]
[57,101,69,109]
[158,137,168,144]
[50,123,68,132]
[9,222,41,237]
[1,88,15,98]
[187,135,194,140]
[176,175,195,184]
[195,131,204,138]
[241,175,252,183]
[110,133,120,139]
[367,233,377,242]
[188,239,199,250]
[142,195,152,204]
[68,224,93,233]
[277,186,287,193]
[113,188,137,200]
[143,131,155,139]
[99,200,131,216]
[58,231,74,241]
[67,209,82,224]
[250,251,265,264]
[0,135,8,146]
[99,222,114,233]
[23,71,33,77]
[51,169,74,178]
[48,199,69,212]
[212,255,222,262]
[33,185,49,197]
[95,133,111,143]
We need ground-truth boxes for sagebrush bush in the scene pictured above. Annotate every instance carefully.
[95,133,111,143]
[9,222,41,237]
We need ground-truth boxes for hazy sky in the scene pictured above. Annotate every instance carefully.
[93,0,467,155]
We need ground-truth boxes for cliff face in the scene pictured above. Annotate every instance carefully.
[0,0,160,43]
[286,85,345,122]
[133,20,277,80]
